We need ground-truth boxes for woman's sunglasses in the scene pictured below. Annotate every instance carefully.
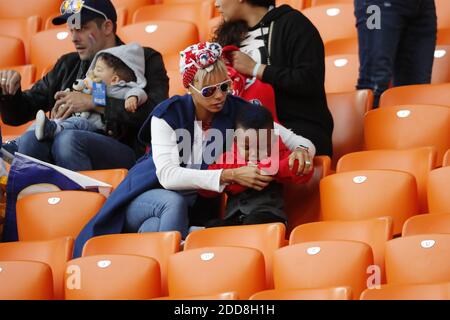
[189,80,231,98]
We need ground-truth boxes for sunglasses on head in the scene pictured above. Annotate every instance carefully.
[189,79,231,98]
[60,0,108,20]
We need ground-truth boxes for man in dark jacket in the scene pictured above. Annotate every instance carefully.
[0,0,169,170]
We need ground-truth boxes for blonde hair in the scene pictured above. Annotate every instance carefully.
[192,59,228,88]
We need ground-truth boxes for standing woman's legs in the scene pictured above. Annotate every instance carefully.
[124,188,190,238]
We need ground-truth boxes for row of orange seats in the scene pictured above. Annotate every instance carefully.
[0,222,449,300]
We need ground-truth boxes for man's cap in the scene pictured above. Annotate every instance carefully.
[52,0,117,26]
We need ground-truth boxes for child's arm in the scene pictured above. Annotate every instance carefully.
[125,88,148,112]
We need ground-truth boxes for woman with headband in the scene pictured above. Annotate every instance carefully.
[74,42,316,257]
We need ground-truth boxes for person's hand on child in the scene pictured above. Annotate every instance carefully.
[51,91,95,120]
[289,147,313,176]
[125,96,138,113]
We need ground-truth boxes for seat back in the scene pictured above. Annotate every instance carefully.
[324,36,358,56]
[168,246,266,299]
[0,17,40,61]
[17,191,106,241]
[0,237,74,299]
[436,0,450,29]
[82,232,181,296]
[273,240,373,299]
[444,149,450,166]
[402,213,450,237]
[0,260,54,300]
[184,223,286,288]
[427,167,450,213]
[324,54,358,93]
[360,282,450,300]
[0,35,26,68]
[65,254,161,300]
[249,287,352,300]
[379,83,450,108]
[432,45,450,84]
[79,169,128,191]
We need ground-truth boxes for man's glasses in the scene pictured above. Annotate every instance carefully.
[189,79,232,98]
[60,0,108,21]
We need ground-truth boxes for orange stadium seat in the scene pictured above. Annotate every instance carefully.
[310,0,353,6]
[320,170,418,235]
[79,169,128,190]
[112,0,154,24]
[336,147,438,213]
[65,254,161,300]
[250,287,352,300]
[16,191,106,241]
[167,246,266,299]
[379,83,450,108]
[132,1,214,41]
[0,0,60,22]
[283,155,331,232]
[184,223,286,288]
[0,261,54,300]
[290,217,393,282]
[324,54,359,93]
[167,70,186,97]
[364,104,450,166]
[163,53,180,72]
[437,28,450,45]
[275,0,305,10]
[118,21,199,56]
[207,16,223,41]
[0,17,40,62]
[302,4,357,43]
[82,232,181,296]
[427,167,450,213]
[0,237,74,300]
[385,234,450,285]
[327,89,373,168]
[402,213,450,237]
[0,36,26,68]
[153,292,239,300]
[30,28,75,79]
[361,282,450,300]
[273,240,373,299]
[432,45,450,83]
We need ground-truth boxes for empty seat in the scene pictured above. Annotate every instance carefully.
[385,234,450,285]
[0,35,26,68]
[118,21,199,56]
[30,28,75,79]
[0,237,73,299]
[112,0,154,24]
[184,223,286,288]
[273,240,373,298]
[427,167,450,213]
[17,191,106,241]
[132,1,214,41]
[0,0,60,21]
[324,54,358,93]
[283,156,331,232]
[79,169,128,191]
[65,254,161,300]
[326,89,373,168]
[167,70,186,97]
[432,45,450,83]
[320,170,418,235]
[436,0,450,29]
[402,214,450,237]
[249,287,352,300]
[290,217,393,282]
[0,260,53,300]
[82,232,181,296]
[379,83,450,108]
[337,147,437,214]
[364,104,450,165]
[168,246,266,299]
[360,282,450,300]
[302,4,357,43]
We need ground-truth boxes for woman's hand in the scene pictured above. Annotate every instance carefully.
[289,147,313,176]
[221,166,274,191]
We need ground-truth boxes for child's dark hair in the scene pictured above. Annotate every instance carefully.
[96,52,137,82]
[236,103,274,130]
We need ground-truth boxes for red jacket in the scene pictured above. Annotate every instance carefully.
[199,138,314,197]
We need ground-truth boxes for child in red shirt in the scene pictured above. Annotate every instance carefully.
[201,104,313,227]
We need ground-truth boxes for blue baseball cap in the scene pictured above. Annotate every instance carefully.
[52,0,117,26]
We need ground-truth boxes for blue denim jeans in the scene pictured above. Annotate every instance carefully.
[124,189,197,238]
[355,0,437,106]
[16,129,136,171]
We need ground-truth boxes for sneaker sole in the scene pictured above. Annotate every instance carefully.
[35,110,46,141]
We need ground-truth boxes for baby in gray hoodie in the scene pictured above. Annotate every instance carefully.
[34,42,147,141]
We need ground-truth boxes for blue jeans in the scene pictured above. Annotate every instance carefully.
[56,116,101,132]
[16,130,136,171]
[355,0,437,106]
[124,189,197,238]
